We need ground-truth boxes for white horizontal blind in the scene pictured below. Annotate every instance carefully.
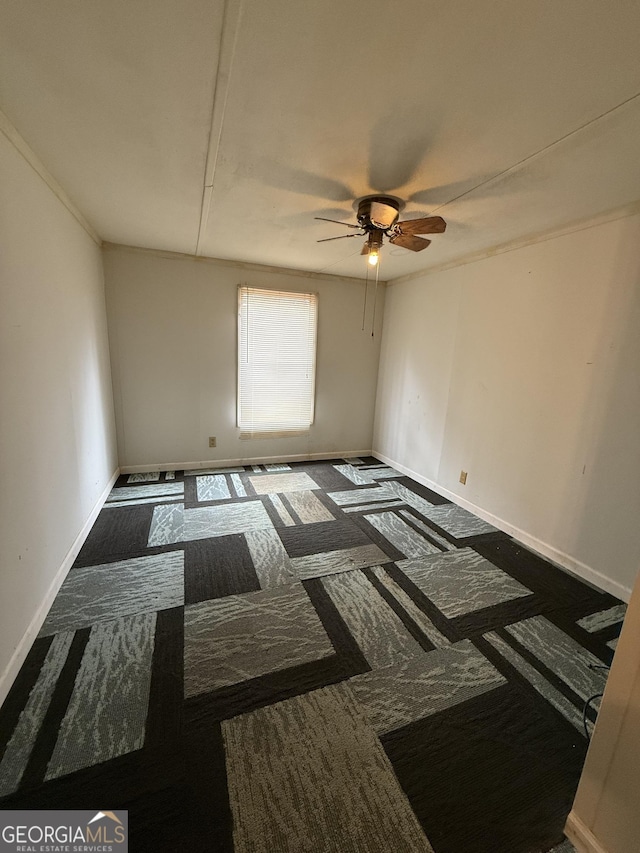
[238,286,318,437]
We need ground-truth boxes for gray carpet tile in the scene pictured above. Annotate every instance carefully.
[291,543,390,580]
[283,489,334,524]
[343,499,405,513]
[419,503,498,539]
[0,632,73,795]
[342,457,365,464]
[245,528,296,588]
[321,570,425,668]
[548,841,576,853]
[364,511,441,558]
[385,481,435,515]
[484,632,588,734]
[165,470,176,479]
[196,474,232,502]
[264,463,291,471]
[349,640,506,735]
[127,472,160,483]
[398,548,531,618]
[370,566,450,648]
[184,584,334,696]
[183,466,246,475]
[46,612,156,780]
[266,493,296,525]
[326,483,400,506]
[222,683,435,853]
[333,464,375,485]
[39,552,183,637]
[398,510,456,550]
[107,496,183,509]
[577,603,626,632]
[367,465,403,479]
[505,617,609,703]
[106,482,184,504]
[147,503,185,546]
[607,637,618,650]
[183,502,273,541]
[249,471,319,495]
[230,473,246,497]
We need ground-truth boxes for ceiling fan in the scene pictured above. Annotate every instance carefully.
[315,195,446,265]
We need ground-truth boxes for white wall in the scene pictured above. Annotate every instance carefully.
[374,213,640,599]
[104,245,384,469]
[0,128,118,704]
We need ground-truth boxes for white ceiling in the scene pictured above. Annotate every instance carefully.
[2,0,640,280]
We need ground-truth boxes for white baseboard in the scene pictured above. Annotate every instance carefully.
[565,811,610,853]
[0,467,120,710]
[120,450,372,474]
[373,451,632,603]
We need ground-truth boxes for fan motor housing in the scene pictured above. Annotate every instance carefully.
[355,195,403,230]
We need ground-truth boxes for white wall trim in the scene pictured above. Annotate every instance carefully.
[0,108,102,247]
[565,811,610,853]
[373,451,632,603]
[120,450,372,474]
[0,467,120,710]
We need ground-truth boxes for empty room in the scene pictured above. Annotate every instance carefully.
[1,2,639,852]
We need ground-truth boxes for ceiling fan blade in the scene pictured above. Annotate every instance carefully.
[317,233,363,243]
[315,217,362,230]
[369,200,399,229]
[397,216,446,235]
[361,242,370,255]
[389,234,432,252]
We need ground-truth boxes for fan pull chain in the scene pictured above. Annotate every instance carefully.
[371,257,380,337]
[361,263,370,332]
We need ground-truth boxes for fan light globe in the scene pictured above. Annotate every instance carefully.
[368,249,379,266]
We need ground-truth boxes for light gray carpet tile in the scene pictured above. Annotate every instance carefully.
[107,497,184,509]
[577,604,626,633]
[184,584,334,696]
[39,552,184,636]
[364,512,441,558]
[165,471,176,479]
[505,616,609,703]
[291,544,390,581]
[370,566,450,648]
[230,473,246,497]
[252,465,262,472]
[284,489,335,524]
[147,503,185,546]
[327,484,399,506]
[264,463,291,471]
[267,493,296,526]
[385,481,435,516]
[0,632,74,796]
[322,571,425,668]
[249,471,319,495]
[607,637,619,651]
[399,510,456,550]
[245,529,296,589]
[127,472,160,483]
[343,499,405,513]
[485,632,588,734]
[46,612,156,780]
[196,474,231,502]
[549,841,577,852]
[333,464,375,485]
[398,548,531,618]
[419,503,497,539]
[350,640,505,735]
[106,482,184,504]
[184,466,246,475]
[342,457,364,465]
[183,502,273,541]
[222,683,434,853]
[366,465,403,480]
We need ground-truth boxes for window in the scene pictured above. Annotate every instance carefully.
[238,286,318,437]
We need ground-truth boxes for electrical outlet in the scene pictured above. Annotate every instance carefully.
[209,436,217,448]
[459,470,468,485]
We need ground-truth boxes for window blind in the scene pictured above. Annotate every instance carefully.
[238,286,318,438]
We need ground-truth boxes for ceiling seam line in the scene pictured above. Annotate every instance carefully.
[195,0,245,256]
[430,87,640,215]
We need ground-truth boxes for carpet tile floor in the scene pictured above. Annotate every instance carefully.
[0,458,624,852]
